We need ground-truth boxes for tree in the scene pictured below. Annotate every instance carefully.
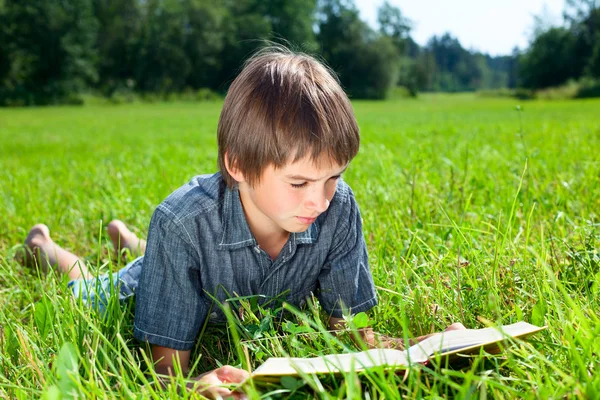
[263,0,318,50]
[92,0,142,95]
[0,3,9,86]
[518,0,599,87]
[585,31,600,77]
[519,27,576,89]
[181,0,230,90]
[376,1,417,95]
[508,47,521,88]
[133,0,191,93]
[377,1,411,52]
[0,0,98,105]
[215,0,273,87]
[567,4,600,78]
[316,0,400,99]
[563,0,599,24]
[423,33,481,91]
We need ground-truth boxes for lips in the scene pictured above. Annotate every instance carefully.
[297,216,317,224]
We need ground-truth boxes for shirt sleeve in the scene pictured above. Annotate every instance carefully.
[133,205,206,351]
[317,187,378,318]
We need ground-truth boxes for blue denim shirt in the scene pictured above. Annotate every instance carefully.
[128,172,377,350]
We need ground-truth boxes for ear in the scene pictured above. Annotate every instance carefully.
[224,152,246,183]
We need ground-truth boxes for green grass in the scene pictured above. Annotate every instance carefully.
[1,93,599,398]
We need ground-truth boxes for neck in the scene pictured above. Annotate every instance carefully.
[237,185,289,254]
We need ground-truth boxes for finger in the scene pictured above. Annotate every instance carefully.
[211,386,248,400]
[206,387,235,399]
[445,323,467,331]
[197,381,247,400]
[389,337,405,350]
[215,365,250,383]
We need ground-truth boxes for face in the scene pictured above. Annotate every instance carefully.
[236,155,347,238]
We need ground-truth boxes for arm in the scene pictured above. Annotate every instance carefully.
[152,345,191,375]
[135,209,247,398]
[151,345,249,399]
[329,317,467,349]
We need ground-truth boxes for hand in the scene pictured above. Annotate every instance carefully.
[190,365,250,400]
[444,322,467,332]
[375,322,468,349]
[410,322,468,345]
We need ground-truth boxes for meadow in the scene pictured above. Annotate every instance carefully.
[1,94,599,398]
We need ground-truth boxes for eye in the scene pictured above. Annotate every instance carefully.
[327,175,341,185]
[291,182,308,189]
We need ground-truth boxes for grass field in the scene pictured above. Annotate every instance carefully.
[1,94,599,398]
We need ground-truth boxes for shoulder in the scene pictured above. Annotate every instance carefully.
[154,172,225,224]
[331,178,353,205]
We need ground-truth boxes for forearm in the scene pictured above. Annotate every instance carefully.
[152,345,190,375]
[150,344,248,399]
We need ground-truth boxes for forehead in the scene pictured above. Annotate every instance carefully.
[276,154,347,176]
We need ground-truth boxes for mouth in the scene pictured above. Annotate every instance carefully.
[297,216,317,225]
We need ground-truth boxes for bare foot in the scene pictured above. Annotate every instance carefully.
[107,220,146,259]
[21,224,91,280]
[22,224,52,272]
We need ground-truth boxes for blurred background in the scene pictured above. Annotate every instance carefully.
[0,0,599,106]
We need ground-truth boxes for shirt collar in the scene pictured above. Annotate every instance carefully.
[218,185,319,250]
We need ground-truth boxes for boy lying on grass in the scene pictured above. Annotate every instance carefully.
[20,48,464,399]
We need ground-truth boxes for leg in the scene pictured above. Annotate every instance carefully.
[22,224,92,280]
[107,220,146,259]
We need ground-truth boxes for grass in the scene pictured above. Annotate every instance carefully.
[1,93,599,398]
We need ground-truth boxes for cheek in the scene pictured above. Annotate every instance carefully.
[287,189,306,208]
[326,182,338,200]
[266,186,304,214]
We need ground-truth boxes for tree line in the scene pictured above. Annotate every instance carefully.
[0,0,598,105]
[520,0,600,91]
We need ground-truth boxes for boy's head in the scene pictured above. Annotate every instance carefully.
[217,47,360,188]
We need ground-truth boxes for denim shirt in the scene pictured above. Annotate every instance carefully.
[129,172,377,351]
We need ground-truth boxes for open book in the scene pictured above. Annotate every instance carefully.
[251,321,545,380]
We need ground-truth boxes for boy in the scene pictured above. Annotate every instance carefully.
[21,48,463,398]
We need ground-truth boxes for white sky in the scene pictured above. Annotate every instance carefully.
[355,0,566,56]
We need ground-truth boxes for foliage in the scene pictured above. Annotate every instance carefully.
[92,0,143,96]
[519,1,600,89]
[519,28,577,89]
[575,77,600,97]
[1,0,599,103]
[0,0,537,105]
[317,0,400,99]
[0,0,98,105]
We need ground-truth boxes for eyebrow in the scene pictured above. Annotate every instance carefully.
[285,166,348,182]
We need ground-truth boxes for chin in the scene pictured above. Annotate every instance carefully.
[285,225,311,233]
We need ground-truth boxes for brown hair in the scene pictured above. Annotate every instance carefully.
[217,47,360,188]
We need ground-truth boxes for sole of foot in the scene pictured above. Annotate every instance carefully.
[19,223,52,272]
[107,219,142,259]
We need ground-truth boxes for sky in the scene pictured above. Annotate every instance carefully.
[355,0,566,56]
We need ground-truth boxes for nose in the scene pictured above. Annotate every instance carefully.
[307,185,330,213]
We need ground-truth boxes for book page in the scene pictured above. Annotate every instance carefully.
[250,321,545,379]
[406,321,545,361]
[252,348,409,378]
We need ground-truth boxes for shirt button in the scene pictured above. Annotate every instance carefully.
[254,246,261,254]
